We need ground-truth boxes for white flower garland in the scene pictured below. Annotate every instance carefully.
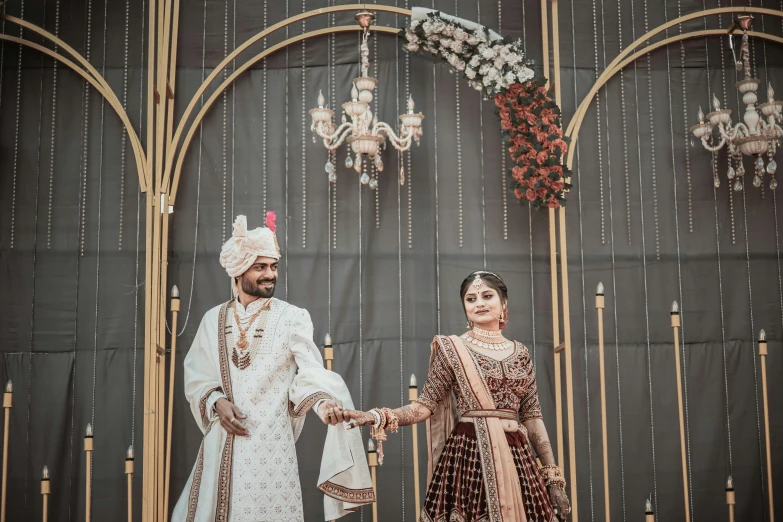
[403,11,534,97]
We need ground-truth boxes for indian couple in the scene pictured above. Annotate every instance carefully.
[172,214,571,522]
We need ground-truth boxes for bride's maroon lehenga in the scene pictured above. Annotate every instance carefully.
[416,336,556,522]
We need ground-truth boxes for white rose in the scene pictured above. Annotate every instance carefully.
[505,71,516,84]
[422,21,433,33]
[482,47,496,60]
[505,53,522,65]
[453,42,464,54]
[405,31,418,42]
[487,67,499,80]
[479,63,491,75]
[430,34,440,42]
[454,28,468,41]
[483,75,493,87]
[467,36,479,45]
[432,20,446,33]
[442,25,454,37]
[469,55,482,68]
[495,56,505,69]
[465,67,477,79]
[406,43,420,53]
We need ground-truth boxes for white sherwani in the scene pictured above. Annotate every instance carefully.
[172,298,374,522]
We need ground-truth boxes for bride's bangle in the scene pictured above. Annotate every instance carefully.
[370,409,382,428]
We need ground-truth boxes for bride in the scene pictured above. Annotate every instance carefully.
[345,271,571,521]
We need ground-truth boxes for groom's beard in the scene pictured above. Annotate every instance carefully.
[240,274,277,298]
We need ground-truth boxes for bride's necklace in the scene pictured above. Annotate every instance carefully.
[462,326,514,351]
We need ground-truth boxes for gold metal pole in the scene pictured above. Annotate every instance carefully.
[163,287,180,522]
[596,284,609,522]
[409,374,421,521]
[126,446,134,522]
[84,424,94,522]
[1,381,11,522]
[324,334,334,372]
[368,439,378,522]
[726,476,735,522]
[41,466,49,522]
[670,301,690,522]
[645,498,654,522]
[759,330,775,522]
[142,0,158,516]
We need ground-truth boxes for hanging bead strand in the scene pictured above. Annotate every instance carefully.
[262,0,268,214]
[9,0,26,250]
[47,0,61,250]
[454,0,463,248]
[499,0,507,240]
[301,5,307,247]
[118,0,129,249]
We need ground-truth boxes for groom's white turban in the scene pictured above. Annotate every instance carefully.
[219,213,280,280]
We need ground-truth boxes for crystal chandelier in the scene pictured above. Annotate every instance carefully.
[690,15,783,192]
[309,11,424,189]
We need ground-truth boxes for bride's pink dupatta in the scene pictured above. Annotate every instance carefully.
[425,335,527,522]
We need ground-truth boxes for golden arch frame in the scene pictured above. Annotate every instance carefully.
[2,3,783,521]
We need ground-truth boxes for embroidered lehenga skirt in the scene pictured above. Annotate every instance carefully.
[422,423,556,522]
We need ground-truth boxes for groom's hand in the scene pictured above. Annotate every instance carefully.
[215,398,249,436]
[317,399,346,425]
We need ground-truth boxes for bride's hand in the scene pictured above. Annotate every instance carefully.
[548,485,571,520]
[343,410,377,429]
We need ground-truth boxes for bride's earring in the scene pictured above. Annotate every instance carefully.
[500,310,505,322]
[466,318,473,329]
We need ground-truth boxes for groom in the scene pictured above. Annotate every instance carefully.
[172,213,374,522]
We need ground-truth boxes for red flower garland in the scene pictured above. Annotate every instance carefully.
[495,79,572,209]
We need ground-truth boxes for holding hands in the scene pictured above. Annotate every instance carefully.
[317,399,348,425]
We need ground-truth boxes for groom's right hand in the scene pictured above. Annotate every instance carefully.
[216,398,250,436]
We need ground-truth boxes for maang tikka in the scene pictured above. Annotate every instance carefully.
[472,273,484,289]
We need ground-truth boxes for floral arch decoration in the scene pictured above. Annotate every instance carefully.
[403,9,571,209]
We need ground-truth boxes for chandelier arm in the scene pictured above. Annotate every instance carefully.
[373,122,413,149]
[701,135,727,152]
[324,127,356,151]
[313,121,354,142]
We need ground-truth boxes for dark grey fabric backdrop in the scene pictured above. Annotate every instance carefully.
[1,0,782,521]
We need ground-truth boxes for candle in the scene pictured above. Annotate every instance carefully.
[410,374,417,388]
[324,334,332,347]
[171,285,179,299]
[596,282,604,296]
[42,466,49,481]
[645,498,654,522]
[126,445,134,461]
[671,301,679,314]
[317,90,325,108]
[367,439,376,453]
[3,382,10,394]
[85,424,93,438]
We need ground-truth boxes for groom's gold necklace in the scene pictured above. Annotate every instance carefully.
[231,299,271,370]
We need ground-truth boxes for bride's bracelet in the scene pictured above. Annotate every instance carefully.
[369,407,399,466]
[370,409,382,428]
[540,465,566,489]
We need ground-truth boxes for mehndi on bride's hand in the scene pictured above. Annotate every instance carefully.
[342,410,377,429]
[548,485,571,520]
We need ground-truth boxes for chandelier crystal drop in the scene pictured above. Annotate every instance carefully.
[309,11,424,190]
[690,15,783,192]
